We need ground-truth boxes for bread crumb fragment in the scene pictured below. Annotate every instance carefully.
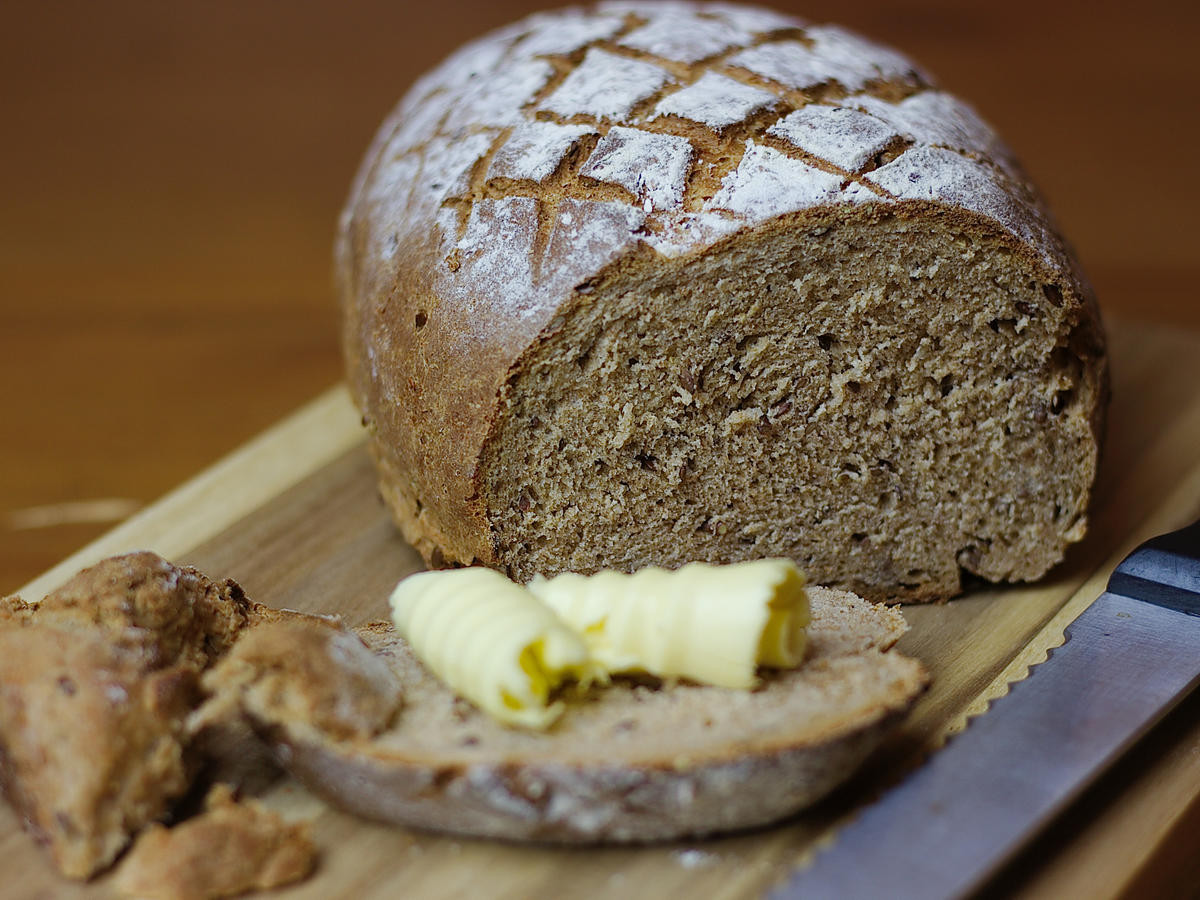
[114,784,315,900]
[194,620,404,743]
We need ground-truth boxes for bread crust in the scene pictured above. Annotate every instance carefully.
[337,2,1108,598]
[280,711,908,842]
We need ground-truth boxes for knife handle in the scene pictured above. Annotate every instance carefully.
[1108,517,1200,615]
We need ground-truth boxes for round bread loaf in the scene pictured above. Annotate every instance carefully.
[336,1,1109,602]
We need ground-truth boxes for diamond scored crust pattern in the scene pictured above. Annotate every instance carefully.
[356,1,1074,328]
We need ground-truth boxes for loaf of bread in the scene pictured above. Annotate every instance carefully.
[337,1,1108,601]
[203,586,927,842]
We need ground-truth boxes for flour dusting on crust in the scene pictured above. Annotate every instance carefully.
[653,72,778,130]
[513,8,626,57]
[725,41,857,94]
[849,92,1017,174]
[618,11,754,63]
[347,1,1077,336]
[803,25,925,90]
[768,106,900,174]
[699,2,806,32]
[442,58,555,133]
[540,49,671,120]
[707,142,872,221]
[582,126,695,210]
[866,146,1048,249]
[490,123,597,182]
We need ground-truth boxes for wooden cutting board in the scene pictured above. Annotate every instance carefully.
[6,317,1200,899]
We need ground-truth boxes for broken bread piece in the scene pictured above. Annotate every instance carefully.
[113,783,315,900]
[227,586,927,842]
[194,619,404,744]
[3,551,921,856]
[0,552,256,879]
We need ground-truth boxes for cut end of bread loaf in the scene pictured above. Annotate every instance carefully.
[258,587,928,843]
[338,2,1109,601]
[484,205,1104,600]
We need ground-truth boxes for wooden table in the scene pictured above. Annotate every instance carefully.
[2,2,1199,897]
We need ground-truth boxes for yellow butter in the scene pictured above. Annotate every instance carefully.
[388,567,595,729]
[526,559,809,689]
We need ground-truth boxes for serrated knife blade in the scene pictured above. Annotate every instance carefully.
[772,519,1200,900]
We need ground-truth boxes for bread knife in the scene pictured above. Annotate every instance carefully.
[771,518,1200,900]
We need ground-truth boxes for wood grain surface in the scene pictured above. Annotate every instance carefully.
[4,319,1200,899]
[2,0,1200,897]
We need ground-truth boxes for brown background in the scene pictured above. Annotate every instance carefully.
[1,0,1197,592]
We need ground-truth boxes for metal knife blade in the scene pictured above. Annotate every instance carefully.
[772,518,1200,900]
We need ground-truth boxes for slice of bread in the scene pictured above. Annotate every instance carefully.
[214,586,927,842]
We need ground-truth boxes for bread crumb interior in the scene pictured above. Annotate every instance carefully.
[484,209,1099,600]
